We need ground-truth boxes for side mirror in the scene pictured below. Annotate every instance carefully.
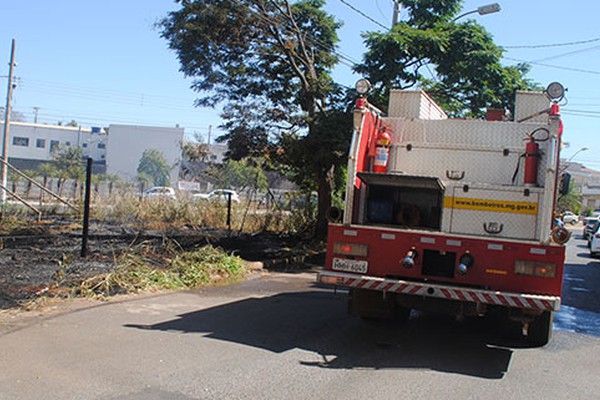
[559,172,571,195]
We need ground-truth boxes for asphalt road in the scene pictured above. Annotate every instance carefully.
[1,229,600,400]
[555,223,600,336]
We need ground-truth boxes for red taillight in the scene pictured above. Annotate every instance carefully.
[333,242,368,257]
[515,260,556,278]
[320,275,344,285]
[595,234,600,239]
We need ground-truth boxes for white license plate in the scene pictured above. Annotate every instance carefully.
[332,258,368,274]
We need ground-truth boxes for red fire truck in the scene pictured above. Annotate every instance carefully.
[318,81,570,346]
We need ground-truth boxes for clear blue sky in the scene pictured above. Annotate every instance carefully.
[1,1,599,167]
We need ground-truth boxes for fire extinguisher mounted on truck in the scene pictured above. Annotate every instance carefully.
[319,79,570,346]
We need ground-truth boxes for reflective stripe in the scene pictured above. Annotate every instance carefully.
[319,271,560,311]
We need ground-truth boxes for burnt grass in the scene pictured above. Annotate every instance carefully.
[0,222,324,310]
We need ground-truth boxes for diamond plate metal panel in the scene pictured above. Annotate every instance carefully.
[388,90,448,119]
[390,146,520,185]
[385,118,551,187]
[515,91,550,123]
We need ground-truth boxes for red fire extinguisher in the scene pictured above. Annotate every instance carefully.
[522,127,550,186]
[524,136,540,186]
[373,126,392,173]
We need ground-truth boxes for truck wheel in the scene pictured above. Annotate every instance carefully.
[528,311,553,346]
[497,309,523,340]
[394,303,411,322]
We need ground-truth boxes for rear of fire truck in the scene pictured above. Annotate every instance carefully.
[318,81,570,346]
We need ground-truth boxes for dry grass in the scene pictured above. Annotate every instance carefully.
[52,243,247,299]
[89,192,314,234]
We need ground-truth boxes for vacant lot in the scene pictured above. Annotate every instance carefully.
[0,220,318,310]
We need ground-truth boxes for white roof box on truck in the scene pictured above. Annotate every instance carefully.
[387,90,448,120]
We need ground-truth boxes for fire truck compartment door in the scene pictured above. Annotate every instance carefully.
[357,172,444,191]
[444,186,541,240]
[389,145,546,187]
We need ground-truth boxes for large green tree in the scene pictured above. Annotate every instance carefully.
[160,0,346,239]
[356,0,536,117]
[137,149,171,187]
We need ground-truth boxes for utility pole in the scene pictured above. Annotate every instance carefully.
[2,39,16,205]
[33,106,40,124]
[392,0,401,26]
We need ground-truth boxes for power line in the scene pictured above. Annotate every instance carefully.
[562,111,600,119]
[504,57,600,75]
[339,0,388,30]
[503,37,600,49]
[375,0,389,22]
[15,108,214,130]
[529,44,600,63]
[563,109,600,115]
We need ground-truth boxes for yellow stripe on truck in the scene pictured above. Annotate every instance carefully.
[444,197,538,215]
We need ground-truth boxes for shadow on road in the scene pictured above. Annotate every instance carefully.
[126,290,512,379]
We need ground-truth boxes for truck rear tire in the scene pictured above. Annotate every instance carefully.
[528,311,553,347]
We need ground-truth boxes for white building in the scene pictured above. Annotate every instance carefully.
[0,121,184,186]
[207,143,227,164]
[0,121,107,170]
[105,124,184,185]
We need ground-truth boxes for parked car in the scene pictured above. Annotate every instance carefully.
[590,223,600,257]
[583,211,600,225]
[561,211,579,225]
[584,218,600,242]
[193,189,240,203]
[142,186,176,200]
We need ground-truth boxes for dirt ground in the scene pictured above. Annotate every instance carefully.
[0,222,322,310]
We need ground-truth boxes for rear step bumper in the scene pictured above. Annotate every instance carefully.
[318,270,560,312]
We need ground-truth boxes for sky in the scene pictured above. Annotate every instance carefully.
[1,0,600,167]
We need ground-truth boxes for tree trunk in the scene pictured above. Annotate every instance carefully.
[314,165,334,241]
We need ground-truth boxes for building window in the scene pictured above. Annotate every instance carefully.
[36,139,46,148]
[97,143,106,149]
[65,141,71,146]
[50,140,60,152]
[210,155,217,160]
[13,137,29,147]
[82,143,88,148]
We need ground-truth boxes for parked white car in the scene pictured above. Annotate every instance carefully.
[193,189,240,203]
[590,222,600,257]
[142,186,176,200]
[561,211,578,225]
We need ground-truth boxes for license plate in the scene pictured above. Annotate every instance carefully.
[332,258,368,274]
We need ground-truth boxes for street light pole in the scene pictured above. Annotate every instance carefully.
[452,3,501,22]
[392,0,401,26]
[558,147,589,174]
[1,38,16,205]
[562,146,589,171]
